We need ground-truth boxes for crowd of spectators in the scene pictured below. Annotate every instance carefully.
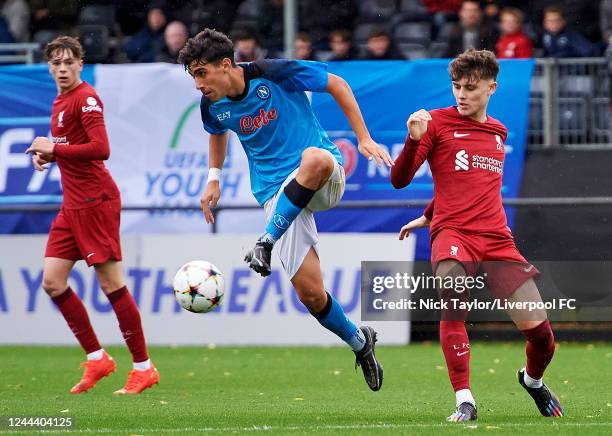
[0,0,610,63]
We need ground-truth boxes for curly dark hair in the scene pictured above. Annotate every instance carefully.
[45,36,84,60]
[448,49,499,83]
[178,28,234,70]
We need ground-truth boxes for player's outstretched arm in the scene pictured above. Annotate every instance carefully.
[326,73,393,167]
[201,132,229,224]
[398,199,433,239]
[398,215,431,240]
[390,109,433,189]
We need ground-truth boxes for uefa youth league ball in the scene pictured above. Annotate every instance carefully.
[173,260,225,313]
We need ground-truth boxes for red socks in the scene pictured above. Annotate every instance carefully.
[440,320,471,391]
[107,286,149,363]
[439,319,554,394]
[52,287,101,354]
[522,319,555,380]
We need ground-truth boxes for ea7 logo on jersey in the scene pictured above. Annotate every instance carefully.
[256,85,271,100]
[82,96,102,113]
[216,111,231,121]
[455,150,469,171]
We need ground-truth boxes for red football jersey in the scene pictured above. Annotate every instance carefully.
[50,82,119,209]
[391,106,511,241]
[496,32,533,59]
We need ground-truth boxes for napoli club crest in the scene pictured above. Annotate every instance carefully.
[334,138,358,179]
[256,85,271,100]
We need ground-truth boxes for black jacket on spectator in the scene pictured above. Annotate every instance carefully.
[123,27,165,63]
[328,46,360,61]
[360,45,405,61]
[445,22,498,57]
[542,27,594,58]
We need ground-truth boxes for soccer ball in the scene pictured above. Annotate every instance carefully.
[173,260,225,313]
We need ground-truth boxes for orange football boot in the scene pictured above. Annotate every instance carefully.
[70,351,116,394]
[113,365,159,395]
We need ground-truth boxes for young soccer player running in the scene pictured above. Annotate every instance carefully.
[391,49,563,421]
[25,36,159,395]
[179,28,392,390]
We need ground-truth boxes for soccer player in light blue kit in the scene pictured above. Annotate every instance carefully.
[179,29,392,390]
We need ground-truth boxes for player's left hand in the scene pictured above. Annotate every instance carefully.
[399,215,431,240]
[32,153,52,171]
[25,136,55,155]
[358,137,394,168]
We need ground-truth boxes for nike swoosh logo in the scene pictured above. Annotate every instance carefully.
[456,351,469,356]
[454,132,470,138]
[87,253,95,259]
[524,265,534,273]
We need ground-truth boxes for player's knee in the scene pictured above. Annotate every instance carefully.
[98,279,124,295]
[296,288,326,312]
[301,148,333,180]
[516,317,548,332]
[42,277,68,297]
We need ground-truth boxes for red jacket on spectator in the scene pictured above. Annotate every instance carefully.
[422,0,463,14]
[496,32,533,59]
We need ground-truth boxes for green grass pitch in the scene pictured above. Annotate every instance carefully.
[0,342,611,435]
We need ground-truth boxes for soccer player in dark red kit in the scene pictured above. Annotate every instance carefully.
[391,49,563,421]
[25,36,159,395]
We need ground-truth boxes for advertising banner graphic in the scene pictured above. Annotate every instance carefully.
[0,234,414,345]
[0,61,533,259]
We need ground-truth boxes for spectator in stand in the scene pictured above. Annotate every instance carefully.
[542,5,593,58]
[232,28,266,63]
[299,0,359,50]
[29,0,78,35]
[496,7,533,59]
[122,3,167,63]
[482,0,501,24]
[361,27,405,60]
[445,0,498,57]
[294,32,317,61]
[328,28,358,61]
[422,0,463,40]
[601,0,612,42]
[0,15,14,43]
[155,20,188,63]
[1,0,29,42]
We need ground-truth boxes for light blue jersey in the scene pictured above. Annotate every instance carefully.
[200,59,343,205]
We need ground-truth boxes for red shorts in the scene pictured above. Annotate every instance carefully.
[431,228,539,298]
[45,199,122,267]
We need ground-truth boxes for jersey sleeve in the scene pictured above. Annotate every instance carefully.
[390,114,436,189]
[77,91,106,130]
[200,97,228,135]
[252,59,329,92]
[53,90,110,160]
[423,200,434,220]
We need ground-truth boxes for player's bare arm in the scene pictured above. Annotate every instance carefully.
[407,109,433,141]
[326,73,393,167]
[398,215,431,240]
[201,132,229,224]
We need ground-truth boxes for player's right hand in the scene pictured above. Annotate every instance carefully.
[32,153,50,172]
[406,109,432,141]
[200,181,221,224]
[398,215,431,240]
